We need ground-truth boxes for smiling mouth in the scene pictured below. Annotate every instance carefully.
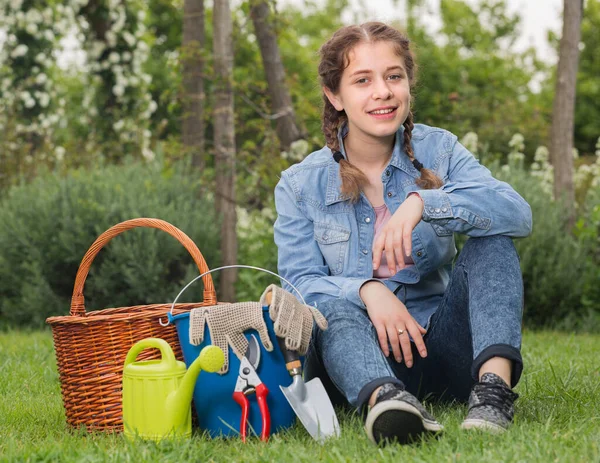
[368,108,397,115]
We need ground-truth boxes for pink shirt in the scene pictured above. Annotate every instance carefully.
[372,204,414,278]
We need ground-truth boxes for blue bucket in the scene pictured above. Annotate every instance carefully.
[168,307,296,438]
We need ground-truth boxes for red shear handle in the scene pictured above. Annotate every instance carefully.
[255,383,271,442]
[233,391,250,442]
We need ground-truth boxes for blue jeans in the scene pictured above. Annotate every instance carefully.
[305,235,524,412]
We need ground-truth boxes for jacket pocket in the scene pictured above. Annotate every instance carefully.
[314,222,351,275]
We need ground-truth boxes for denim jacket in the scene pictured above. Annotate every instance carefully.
[273,124,532,329]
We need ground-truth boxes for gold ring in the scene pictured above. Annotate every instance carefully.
[397,328,405,335]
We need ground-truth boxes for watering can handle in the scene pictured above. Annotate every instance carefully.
[124,338,178,368]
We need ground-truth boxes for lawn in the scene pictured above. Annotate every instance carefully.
[1,330,599,462]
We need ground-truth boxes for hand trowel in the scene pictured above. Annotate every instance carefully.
[277,338,341,442]
[265,292,340,442]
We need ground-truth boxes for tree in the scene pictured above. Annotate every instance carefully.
[182,0,206,168]
[574,0,600,156]
[413,0,548,159]
[550,0,583,214]
[213,0,238,301]
[249,0,303,150]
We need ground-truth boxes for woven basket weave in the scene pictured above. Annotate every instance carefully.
[46,218,217,432]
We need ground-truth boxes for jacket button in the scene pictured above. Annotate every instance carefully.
[385,170,391,176]
[362,249,368,255]
[387,192,393,198]
[365,217,371,223]
[441,207,448,212]
[416,251,422,257]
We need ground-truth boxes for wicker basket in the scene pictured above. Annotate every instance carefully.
[46,218,217,432]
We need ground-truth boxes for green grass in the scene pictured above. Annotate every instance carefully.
[1,330,599,462]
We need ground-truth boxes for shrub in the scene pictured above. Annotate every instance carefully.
[0,159,220,328]
[492,162,599,330]
[235,202,279,302]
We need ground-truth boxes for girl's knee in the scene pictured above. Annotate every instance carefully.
[315,298,366,321]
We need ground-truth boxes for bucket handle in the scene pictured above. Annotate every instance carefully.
[160,264,306,327]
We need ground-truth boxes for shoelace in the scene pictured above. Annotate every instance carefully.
[471,383,518,420]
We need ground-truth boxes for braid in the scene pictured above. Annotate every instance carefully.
[403,111,444,189]
[322,95,344,152]
[322,97,368,203]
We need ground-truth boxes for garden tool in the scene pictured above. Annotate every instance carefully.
[122,337,224,441]
[264,291,340,443]
[233,335,271,442]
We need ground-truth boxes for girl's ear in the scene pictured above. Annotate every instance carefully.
[323,87,344,112]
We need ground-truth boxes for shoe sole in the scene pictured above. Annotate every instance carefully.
[461,418,506,433]
[365,399,443,445]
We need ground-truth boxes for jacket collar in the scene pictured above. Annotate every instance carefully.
[325,123,420,205]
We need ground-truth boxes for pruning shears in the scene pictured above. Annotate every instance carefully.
[232,334,271,442]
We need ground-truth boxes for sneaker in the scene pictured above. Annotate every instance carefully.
[364,383,443,445]
[461,372,519,432]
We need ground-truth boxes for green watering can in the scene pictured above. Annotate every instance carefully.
[122,337,224,441]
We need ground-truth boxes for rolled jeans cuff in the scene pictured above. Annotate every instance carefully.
[356,376,405,417]
[472,344,523,388]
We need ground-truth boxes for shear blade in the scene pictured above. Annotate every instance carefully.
[245,334,261,369]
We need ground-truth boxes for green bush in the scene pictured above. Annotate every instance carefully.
[235,202,279,302]
[493,164,599,330]
[0,159,220,328]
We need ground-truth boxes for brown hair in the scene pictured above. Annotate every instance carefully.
[318,22,443,202]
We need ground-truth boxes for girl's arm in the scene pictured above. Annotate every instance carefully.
[408,135,532,238]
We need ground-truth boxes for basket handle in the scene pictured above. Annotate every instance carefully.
[70,218,217,316]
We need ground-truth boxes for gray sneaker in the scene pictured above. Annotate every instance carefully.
[461,372,519,432]
[365,383,443,445]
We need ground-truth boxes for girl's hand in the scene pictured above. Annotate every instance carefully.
[360,281,427,367]
[372,194,424,275]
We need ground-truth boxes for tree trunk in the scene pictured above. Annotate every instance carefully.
[551,0,583,222]
[182,0,206,168]
[213,0,238,301]
[250,0,303,150]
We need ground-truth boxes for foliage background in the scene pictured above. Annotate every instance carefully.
[0,0,599,329]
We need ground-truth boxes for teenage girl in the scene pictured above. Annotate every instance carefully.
[273,22,532,444]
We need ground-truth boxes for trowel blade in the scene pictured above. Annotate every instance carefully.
[280,376,340,443]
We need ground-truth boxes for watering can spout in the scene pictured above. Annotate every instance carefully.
[167,345,225,427]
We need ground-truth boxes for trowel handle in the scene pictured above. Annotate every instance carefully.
[277,336,302,376]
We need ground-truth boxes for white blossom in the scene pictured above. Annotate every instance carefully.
[35,73,48,85]
[10,44,28,58]
[461,131,479,155]
[37,92,50,108]
[10,0,23,10]
[142,148,155,161]
[55,146,65,161]
[123,31,136,47]
[25,23,39,35]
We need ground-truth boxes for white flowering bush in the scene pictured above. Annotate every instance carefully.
[76,0,157,161]
[0,0,80,179]
[482,131,600,329]
[0,0,158,189]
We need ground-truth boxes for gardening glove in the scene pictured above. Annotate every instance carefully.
[260,284,328,355]
[189,302,273,374]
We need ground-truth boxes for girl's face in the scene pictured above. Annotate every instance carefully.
[325,41,411,145]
